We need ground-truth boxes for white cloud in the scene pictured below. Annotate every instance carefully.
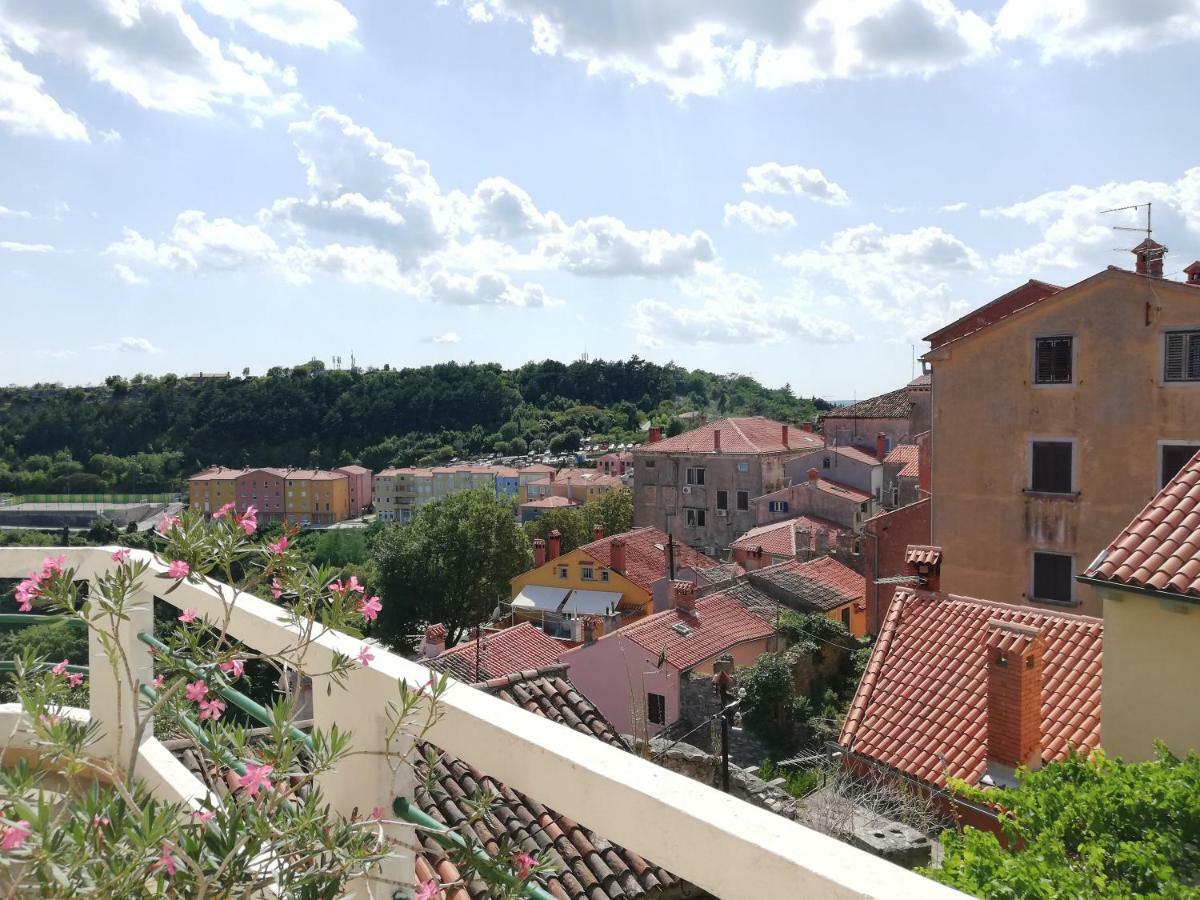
[195,0,358,48]
[420,266,558,307]
[743,163,849,206]
[93,336,161,353]
[0,240,52,252]
[723,200,797,232]
[995,0,1200,61]
[0,0,302,119]
[106,213,281,273]
[465,176,564,240]
[285,242,410,290]
[429,331,462,344]
[939,200,968,212]
[112,263,148,285]
[451,0,993,98]
[98,128,121,143]
[0,204,31,218]
[0,39,89,141]
[538,215,715,277]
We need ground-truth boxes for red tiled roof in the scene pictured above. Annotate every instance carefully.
[430,623,566,682]
[924,279,1063,351]
[748,556,864,613]
[813,477,871,503]
[189,466,246,482]
[522,495,579,509]
[826,445,883,466]
[581,527,716,592]
[730,516,848,558]
[617,592,775,672]
[334,464,370,474]
[821,388,913,421]
[884,444,919,478]
[1085,448,1200,598]
[840,588,1102,789]
[634,417,823,455]
[904,545,942,566]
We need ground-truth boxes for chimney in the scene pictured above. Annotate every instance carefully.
[421,624,446,659]
[1185,261,1200,286]
[671,580,697,613]
[875,432,887,462]
[533,538,546,568]
[648,426,662,443]
[813,528,829,554]
[904,545,942,591]
[1133,238,1167,278]
[610,537,626,573]
[547,529,562,561]
[807,466,819,486]
[699,413,707,426]
[781,424,789,447]
[801,422,814,433]
[985,620,1044,772]
[745,546,765,572]
[713,429,722,452]
[582,616,598,646]
[593,523,604,541]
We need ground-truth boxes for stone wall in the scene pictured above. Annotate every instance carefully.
[674,670,768,767]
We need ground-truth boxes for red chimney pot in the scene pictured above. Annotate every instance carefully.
[781,424,789,447]
[532,538,546,568]
[713,428,722,452]
[648,426,662,443]
[547,529,562,561]
[876,432,887,462]
[593,523,604,541]
[801,422,814,433]
[671,580,697,613]
[807,467,819,485]
[610,537,626,573]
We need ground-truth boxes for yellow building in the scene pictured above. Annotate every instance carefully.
[187,467,242,514]
[1080,445,1200,762]
[926,251,1200,617]
[283,469,350,525]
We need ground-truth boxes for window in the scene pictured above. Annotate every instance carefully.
[1161,443,1200,487]
[1031,441,1073,494]
[556,566,568,580]
[644,459,656,469]
[600,570,609,583]
[840,608,851,629]
[822,456,831,469]
[737,462,750,473]
[767,500,790,513]
[581,566,594,581]
[736,490,749,511]
[646,692,666,726]
[1034,336,1073,385]
[716,490,728,511]
[1164,331,1200,382]
[1032,552,1074,604]
[685,508,706,527]
[686,467,706,486]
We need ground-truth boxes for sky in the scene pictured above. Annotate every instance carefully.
[2,1,1200,400]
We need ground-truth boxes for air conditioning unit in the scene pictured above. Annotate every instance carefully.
[682,486,692,495]
[715,509,728,517]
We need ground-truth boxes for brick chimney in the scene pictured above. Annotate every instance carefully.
[648,426,662,443]
[985,620,1044,772]
[1133,238,1167,278]
[547,529,562,561]
[781,424,790,447]
[532,538,546,568]
[875,432,887,462]
[582,616,598,646]
[904,545,942,591]
[808,466,819,486]
[421,623,446,659]
[734,545,765,572]
[671,580,697,613]
[801,422,814,433]
[593,523,604,541]
[610,537,626,573]
[1185,261,1200,286]
[713,428,722,452]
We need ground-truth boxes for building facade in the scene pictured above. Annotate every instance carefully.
[820,376,931,453]
[334,464,374,518]
[927,252,1200,616]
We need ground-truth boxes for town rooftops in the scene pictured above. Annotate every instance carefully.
[924,279,1063,351]
[884,444,920,479]
[334,464,371,474]
[756,477,872,506]
[1084,447,1200,599]
[821,388,914,421]
[416,665,682,899]
[521,495,579,509]
[580,526,717,592]
[634,416,822,455]
[839,588,1102,789]
[748,556,865,613]
[428,622,566,682]
[616,591,776,672]
[188,466,247,481]
[819,445,883,467]
[730,515,848,558]
[555,472,624,487]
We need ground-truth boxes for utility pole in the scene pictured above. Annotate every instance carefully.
[712,654,735,793]
[667,533,676,581]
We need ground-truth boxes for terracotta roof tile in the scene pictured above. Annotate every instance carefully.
[730,516,850,558]
[923,279,1063,351]
[430,623,567,682]
[821,388,913,421]
[1086,449,1200,598]
[614,592,775,672]
[839,589,1102,789]
[884,444,920,479]
[904,545,942,566]
[580,527,716,593]
[522,496,580,509]
[634,417,822,455]
[748,556,865,613]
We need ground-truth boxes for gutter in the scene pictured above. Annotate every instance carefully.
[1074,573,1200,608]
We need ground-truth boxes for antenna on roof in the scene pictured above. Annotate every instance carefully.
[1100,201,1153,251]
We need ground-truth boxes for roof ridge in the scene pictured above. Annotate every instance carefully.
[841,587,909,749]
[726,417,754,450]
[472,663,570,690]
[911,588,1103,626]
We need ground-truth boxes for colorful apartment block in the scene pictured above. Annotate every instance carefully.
[189,466,354,525]
[282,470,349,525]
[334,465,374,518]
[187,467,241,515]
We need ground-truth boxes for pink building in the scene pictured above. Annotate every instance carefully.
[562,582,777,737]
[235,468,287,524]
[335,464,374,517]
[596,451,633,478]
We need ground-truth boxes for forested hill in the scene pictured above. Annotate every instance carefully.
[0,357,831,494]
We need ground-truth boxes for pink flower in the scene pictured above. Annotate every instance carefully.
[111,548,131,564]
[92,815,109,829]
[345,575,364,594]
[357,595,382,622]
[192,809,215,824]
[415,881,439,900]
[167,560,190,580]
[270,578,283,600]
[178,608,197,623]
[185,680,207,702]
[15,577,41,612]
[154,842,176,877]
[329,579,346,596]
[267,536,288,556]
[41,555,67,577]
[237,762,273,798]
[357,646,374,667]
[237,506,258,535]
[37,713,59,729]
[152,675,165,689]
[371,806,384,820]
[220,659,244,679]
[51,658,69,676]
[198,697,226,721]
[514,852,537,879]
[1,820,30,851]
[157,514,179,534]
[214,502,236,520]
[68,672,84,688]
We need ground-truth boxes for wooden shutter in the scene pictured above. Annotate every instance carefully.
[1033,553,1071,603]
[1188,333,1200,380]
[1035,337,1072,384]
[1032,442,1072,493]
[1165,332,1187,381]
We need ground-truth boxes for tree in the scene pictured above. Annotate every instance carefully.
[373,490,530,648]
[523,507,589,556]
[581,487,633,538]
[927,747,1200,898]
[739,653,812,758]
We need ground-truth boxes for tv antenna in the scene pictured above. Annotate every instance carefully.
[1100,201,1153,251]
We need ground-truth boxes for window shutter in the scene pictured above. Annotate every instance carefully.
[1188,334,1200,380]
[1166,333,1186,381]
[1036,340,1053,383]
[1051,339,1071,382]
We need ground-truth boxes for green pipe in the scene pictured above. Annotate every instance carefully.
[140,683,246,776]
[0,614,86,628]
[392,797,557,900]
[137,631,313,751]
[0,661,88,675]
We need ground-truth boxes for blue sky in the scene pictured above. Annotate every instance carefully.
[3,1,1200,400]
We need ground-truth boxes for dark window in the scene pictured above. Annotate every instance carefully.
[1035,336,1073,384]
[1032,552,1073,604]
[647,692,666,725]
[716,489,728,510]
[1031,441,1073,493]
[840,608,851,629]
[1164,331,1200,382]
[822,456,831,469]
[1162,444,1200,487]
[685,508,706,528]
[736,490,750,511]
[686,467,706,486]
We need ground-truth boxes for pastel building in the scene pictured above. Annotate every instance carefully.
[334,465,374,518]
[283,470,349,525]
[235,468,287,523]
[187,467,241,515]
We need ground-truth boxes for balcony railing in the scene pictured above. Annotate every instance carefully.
[0,546,966,899]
